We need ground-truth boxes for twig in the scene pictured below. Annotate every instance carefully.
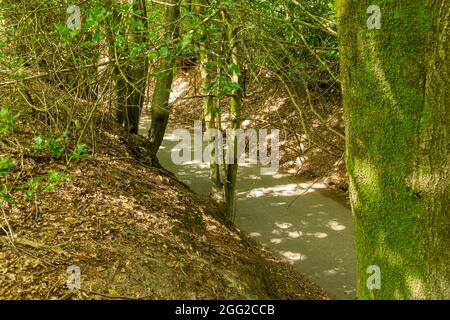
[287,177,322,209]
[1,235,69,256]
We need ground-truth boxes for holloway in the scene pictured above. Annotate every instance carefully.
[171,121,280,175]
[175,304,210,318]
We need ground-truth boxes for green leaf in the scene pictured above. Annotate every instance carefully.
[0,192,13,203]
[181,33,193,50]
[147,51,158,60]
[129,43,146,57]
[159,47,169,58]
[0,157,16,176]
[32,136,44,150]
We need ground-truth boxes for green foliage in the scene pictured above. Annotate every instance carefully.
[17,170,72,201]
[0,107,73,206]
[181,33,194,50]
[0,157,16,176]
[70,143,89,160]
[0,107,17,204]
[32,133,68,159]
[0,107,18,136]
[147,50,159,60]
[1,135,72,208]
[0,189,13,204]
[84,3,112,30]
[159,46,170,58]
[54,22,80,41]
[209,74,241,98]
[32,133,90,161]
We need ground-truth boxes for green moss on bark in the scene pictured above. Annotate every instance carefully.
[337,0,449,299]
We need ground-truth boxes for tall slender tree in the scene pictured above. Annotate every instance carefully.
[222,10,242,221]
[115,0,149,134]
[148,0,180,162]
[196,0,223,201]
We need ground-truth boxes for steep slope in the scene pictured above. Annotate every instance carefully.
[0,117,327,300]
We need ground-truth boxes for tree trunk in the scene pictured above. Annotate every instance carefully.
[196,0,223,201]
[337,0,449,299]
[116,0,149,134]
[148,0,180,161]
[223,12,242,221]
[106,0,126,125]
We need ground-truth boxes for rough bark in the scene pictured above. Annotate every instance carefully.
[223,12,242,221]
[196,0,223,201]
[116,0,149,134]
[337,0,449,299]
[148,0,180,160]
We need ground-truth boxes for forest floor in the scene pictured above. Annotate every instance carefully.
[0,116,328,300]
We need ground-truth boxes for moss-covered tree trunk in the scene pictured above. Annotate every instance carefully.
[196,0,223,202]
[196,0,223,201]
[337,1,449,299]
[222,12,242,221]
[148,0,180,161]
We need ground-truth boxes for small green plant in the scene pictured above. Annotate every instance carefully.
[32,133,90,162]
[0,106,18,136]
[0,108,18,240]
[0,189,13,204]
[17,170,72,201]
[69,143,89,160]
[0,157,16,176]
[0,107,17,206]
[32,132,69,159]
[0,158,15,204]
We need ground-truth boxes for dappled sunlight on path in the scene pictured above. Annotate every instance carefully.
[139,120,357,299]
[236,177,356,299]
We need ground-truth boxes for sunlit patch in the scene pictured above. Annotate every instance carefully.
[239,162,257,168]
[163,133,184,142]
[249,232,262,238]
[171,146,193,153]
[177,161,210,169]
[270,202,287,207]
[182,159,202,165]
[287,231,303,239]
[324,269,338,276]
[295,156,306,166]
[270,238,283,244]
[245,184,311,198]
[272,173,291,179]
[328,220,346,231]
[279,251,306,261]
[242,120,251,128]
[311,182,327,190]
[169,79,189,103]
[314,232,328,239]
[344,290,356,296]
[248,189,264,197]
[271,229,281,235]
[275,222,292,229]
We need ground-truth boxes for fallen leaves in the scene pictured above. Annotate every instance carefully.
[0,119,327,301]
